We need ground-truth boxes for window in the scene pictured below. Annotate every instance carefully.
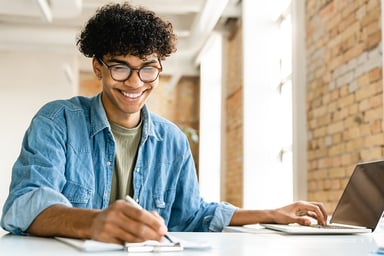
[242,0,294,209]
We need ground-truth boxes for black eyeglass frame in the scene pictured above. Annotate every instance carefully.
[97,58,162,83]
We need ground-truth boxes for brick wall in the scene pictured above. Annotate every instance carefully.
[223,22,244,207]
[306,0,383,212]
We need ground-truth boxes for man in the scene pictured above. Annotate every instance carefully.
[1,2,327,244]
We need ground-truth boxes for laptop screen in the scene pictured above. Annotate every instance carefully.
[330,160,384,230]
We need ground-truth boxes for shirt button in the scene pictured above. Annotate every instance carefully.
[136,168,140,173]
[135,198,140,204]
[106,161,111,166]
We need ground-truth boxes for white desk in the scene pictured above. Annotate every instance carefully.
[0,230,383,256]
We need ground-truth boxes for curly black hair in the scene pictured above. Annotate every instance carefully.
[76,2,177,60]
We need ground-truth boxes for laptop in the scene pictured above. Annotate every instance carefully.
[261,160,384,234]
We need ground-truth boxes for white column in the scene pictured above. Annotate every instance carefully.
[198,33,223,202]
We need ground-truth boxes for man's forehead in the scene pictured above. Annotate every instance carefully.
[105,53,159,62]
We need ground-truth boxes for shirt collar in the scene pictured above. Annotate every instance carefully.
[140,104,161,145]
[89,93,110,137]
[90,93,160,143]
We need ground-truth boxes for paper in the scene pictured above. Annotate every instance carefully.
[55,237,124,252]
[125,239,183,252]
[55,236,184,252]
[170,235,211,250]
[56,234,210,252]
[223,224,279,234]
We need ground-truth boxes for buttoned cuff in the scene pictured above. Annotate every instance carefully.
[208,202,237,232]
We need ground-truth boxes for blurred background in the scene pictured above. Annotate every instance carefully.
[1,0,383,234]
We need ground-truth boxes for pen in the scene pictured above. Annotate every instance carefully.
[125,195,174,244]
[125,195,142,209]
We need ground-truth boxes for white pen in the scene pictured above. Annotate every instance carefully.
[125,195,142,209]
[125,195,175,244]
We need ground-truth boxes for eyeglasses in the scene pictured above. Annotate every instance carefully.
[98,58,162,83]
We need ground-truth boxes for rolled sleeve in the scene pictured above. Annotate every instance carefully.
[208,202,237,232]
[1,187,72,235]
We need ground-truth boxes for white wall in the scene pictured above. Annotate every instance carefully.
[198,33,223,202]
[0,49,78,234]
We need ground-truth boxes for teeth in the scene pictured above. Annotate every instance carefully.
[122,91,142,98]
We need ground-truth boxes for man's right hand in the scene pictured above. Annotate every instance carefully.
[90,199,167,244]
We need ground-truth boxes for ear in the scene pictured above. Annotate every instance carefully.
[92,57,102,79]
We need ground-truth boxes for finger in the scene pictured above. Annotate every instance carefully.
[95,225,142,244]
[297,202,327,225]
[150,211,166,223]
[295,216,312,226]
[119,217,166,242]
[118,204,168,241]
[296,209,307,216]
[313,202,328,223]
[308,202,328,225]
[125,206,167,233]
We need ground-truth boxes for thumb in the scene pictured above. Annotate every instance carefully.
[150,211,166,223]
[295,217,312,226]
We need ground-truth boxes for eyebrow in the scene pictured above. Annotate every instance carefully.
[108,58,159,67]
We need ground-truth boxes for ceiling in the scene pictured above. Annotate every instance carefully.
[0,0,241,85]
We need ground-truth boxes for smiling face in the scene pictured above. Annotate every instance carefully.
[93,54,161,128]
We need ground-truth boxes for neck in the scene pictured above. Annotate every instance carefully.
[101,96,142,128]
[110,113,141,128]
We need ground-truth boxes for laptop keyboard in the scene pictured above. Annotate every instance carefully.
[310,224,354,229]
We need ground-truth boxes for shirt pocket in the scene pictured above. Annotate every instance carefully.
[62,180,93,208]
[153,189,176,219]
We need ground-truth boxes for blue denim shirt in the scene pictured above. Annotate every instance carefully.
[1,94,236,235]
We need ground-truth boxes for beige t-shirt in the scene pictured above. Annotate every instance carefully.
[108,120,142,204]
